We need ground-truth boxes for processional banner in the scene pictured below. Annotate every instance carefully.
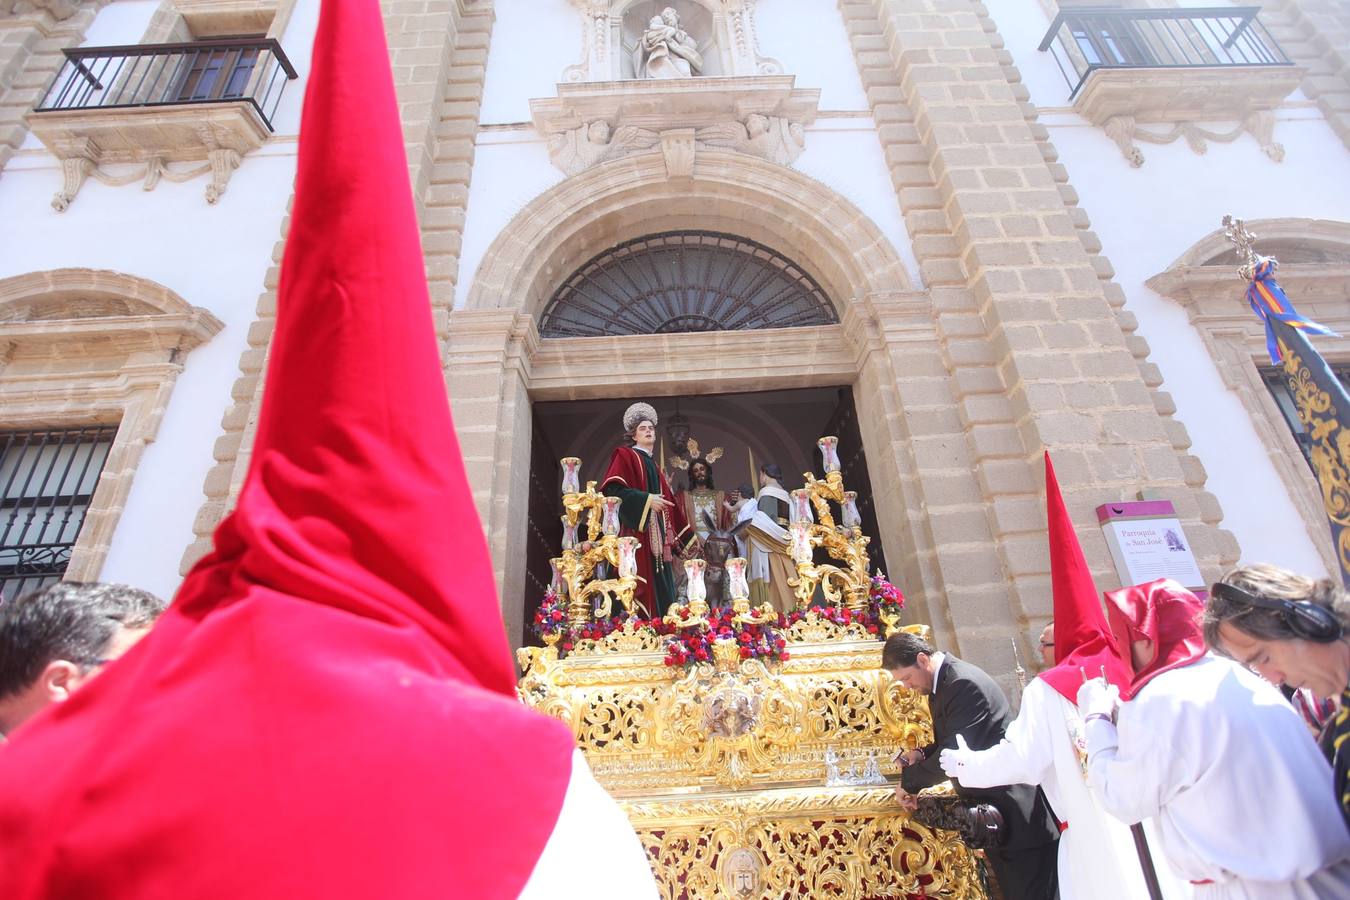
[1231,217,1350,587]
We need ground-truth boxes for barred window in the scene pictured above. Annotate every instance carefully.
[539,231,838,338]
[1261,365,1350,469]
[0,426,117,603]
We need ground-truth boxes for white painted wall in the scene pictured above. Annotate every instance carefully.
[985,0,1350,577]
[461,0,919,307]
[0,0,321,599]
[478,0,579,125]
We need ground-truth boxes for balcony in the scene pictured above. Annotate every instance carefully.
[1038,7,1303,164]
[26,38,297,210]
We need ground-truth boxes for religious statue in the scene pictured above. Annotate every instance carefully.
[734,463,798,613]
[699,517,737,607]
[675,442,727,545]
[601,402,696,617]
[634,7,702,79]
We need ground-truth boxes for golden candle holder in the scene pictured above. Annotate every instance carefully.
[788,436,873,612]
[559,473,643,623]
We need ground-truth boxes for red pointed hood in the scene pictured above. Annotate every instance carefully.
[0,3,574,897]
[1038,452,1133,703]
[1105,578,1207,700]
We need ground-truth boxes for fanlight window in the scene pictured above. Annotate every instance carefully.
[539,231,838,338]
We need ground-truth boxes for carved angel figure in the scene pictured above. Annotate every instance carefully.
[706,689,759,739]
[547,120,660,176]
[697,114,807,166]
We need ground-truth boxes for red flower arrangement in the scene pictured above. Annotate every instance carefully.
[661,606,788,670]
[531,589,569,644]
[783,603,883,637]
[533,572,905,661]
[869,572,906,620]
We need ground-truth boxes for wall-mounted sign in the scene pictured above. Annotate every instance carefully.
[1095,500,1205,591]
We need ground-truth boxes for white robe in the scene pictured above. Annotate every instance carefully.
[520,749,659,898]
[953,678,1190,900]
[1087,655,1350,899]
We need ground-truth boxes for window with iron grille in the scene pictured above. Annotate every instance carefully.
[0,426,117,604]
[539,231,838,338]
[1261,365,1350,469]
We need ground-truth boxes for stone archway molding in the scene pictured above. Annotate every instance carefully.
[451,152,957,648]
[0,267,222,582]
[465,149,912,319]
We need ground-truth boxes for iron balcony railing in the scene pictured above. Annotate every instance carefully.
[1038,7,1293,100]
[34,38,298,131]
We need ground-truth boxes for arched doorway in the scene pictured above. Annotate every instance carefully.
[449,150,952,649]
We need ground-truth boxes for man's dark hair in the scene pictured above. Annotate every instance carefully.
[737,482,753,498]
[881,631,934,670]
[760,463,783,482]
[689,458,715,489]
[0,582,165,698]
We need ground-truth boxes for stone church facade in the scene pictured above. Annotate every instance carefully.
[2,0,1349,685]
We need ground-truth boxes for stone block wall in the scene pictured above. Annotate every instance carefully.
[838,0,1237,676]
[181,0,495,572]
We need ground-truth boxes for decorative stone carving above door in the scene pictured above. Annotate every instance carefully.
[531,76,819,176]
[564,0,781,83]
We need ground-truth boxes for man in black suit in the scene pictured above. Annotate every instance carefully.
[883,632,1059,899]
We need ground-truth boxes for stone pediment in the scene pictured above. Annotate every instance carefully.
[530,75,820,176]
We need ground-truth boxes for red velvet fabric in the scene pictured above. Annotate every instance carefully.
[1104,578,1207,700]
[0,2,574,897]
[1038,452,1133,704]
[601,445,691,616]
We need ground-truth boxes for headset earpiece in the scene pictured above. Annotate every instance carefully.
[1213,582,1344,643]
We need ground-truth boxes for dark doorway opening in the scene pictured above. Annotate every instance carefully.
[520,385,888,643]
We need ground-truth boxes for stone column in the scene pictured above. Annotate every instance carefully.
[182,0,497,573]
[443,310,535,645]
[840,0,1237,679]
[0,2,101,175]
[1264,0,1350,154]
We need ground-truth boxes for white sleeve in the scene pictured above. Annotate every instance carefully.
[519,750,659,899]
[955,679,1053,789]
[1083,708,1169,825]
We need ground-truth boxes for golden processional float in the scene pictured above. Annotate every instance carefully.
[517,437,989,899]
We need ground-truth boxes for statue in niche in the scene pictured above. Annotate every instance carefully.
[697,114,807,166]
[634,7,702,79]
[547,119,659,176]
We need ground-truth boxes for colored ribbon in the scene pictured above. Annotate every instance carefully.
[1247,257,1337,364]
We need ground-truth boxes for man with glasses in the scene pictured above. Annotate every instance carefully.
[1038,621,1055,668]
[0,582,164,740]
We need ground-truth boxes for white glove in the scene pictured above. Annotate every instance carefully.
[939,733,974,781]
[1076,676,1120,722]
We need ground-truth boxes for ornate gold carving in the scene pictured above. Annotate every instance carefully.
[626,785,986,899]
[789,464,873,611]
[518,619,982,895]
[1279,340,1350,575]
[557,479,643,621]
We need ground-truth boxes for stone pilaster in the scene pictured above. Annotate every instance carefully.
[0,2,103,177]
[1264,0,1350,154]
[841,0,1236,678]
[181,0,497,574]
